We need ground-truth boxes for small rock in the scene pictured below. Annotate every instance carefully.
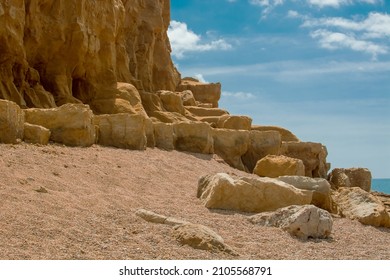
[35,187,48,193]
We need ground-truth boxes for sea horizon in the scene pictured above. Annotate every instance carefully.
[371,178,390,195]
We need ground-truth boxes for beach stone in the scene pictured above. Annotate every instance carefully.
[253,155,305,178]
[173,223,236,255]
[328,168,372,192]
[197,173,312,213]
[248,205,333,239]
[333,187,390,227]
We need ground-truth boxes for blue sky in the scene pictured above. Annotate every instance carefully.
[168,0,390,178]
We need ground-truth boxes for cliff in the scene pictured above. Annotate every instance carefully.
[0,0,180,112]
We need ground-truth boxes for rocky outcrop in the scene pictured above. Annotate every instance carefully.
[197,173,312,213]
[277,176,334,212]
[153,122,175,150]
[333,187,390,227]
[23,123,51,145]
[216,115,252,130]
[0,100,24,143]
[251,125,299,142]
[24,104,96,147]
[280,142,329,178]
[176,78,221,108]
[328,168,372,192]
[253,155,305,178]
[0,0,179,110]
[248,205,333,239]
[173,122,214,154]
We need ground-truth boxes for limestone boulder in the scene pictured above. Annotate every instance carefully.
[158,91,185,115]
[281,142,329,178]
[153,122,175,150]
[24,104,95,147]
[252,125,299,142]
[23,123,51,145]
[248,205,333,239]
[0,100,24,143]
[277,176,334,212]
[173,223,236,255]
[242,130,281,172]
[253,155,305,178]
[94,114,147,150]
[333,187,390,227]
[176,78,221,108]
[197,173,312,213]
[217,115,252,130]
[212,129,250,171]
[173,122,214,154]
[328,168,372,192]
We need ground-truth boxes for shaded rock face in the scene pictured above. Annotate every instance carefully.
[248,205,333,239]
[0,0,179,110]
[0,100,24,143]
[253,155,305,178]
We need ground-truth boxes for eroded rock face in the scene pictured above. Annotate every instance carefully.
[23,123,50,145]
[197,173,312,213]
[176,78,221,108]
[0,0,179,110]
[0,100,24,143]
[249,205,333,239]
[251,125,299,142]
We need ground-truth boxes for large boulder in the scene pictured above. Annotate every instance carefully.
[0,100,24,143]
[176,78,221,108]
[173,122,214,154]
[253,155,305,178]
[94,114,147,150]
[212,129,249,171]
[333,187,390,227]
[24,104,95,146]
[248,205,333,239]
[23,123,51,145]
[277,176,334,212]
[280,142,329,178]
[185,106,228,117]
[251,125,299,142]
[328,168,372,192]
[242,130,281,172]
[153,122,175,151]
[180,90,196,106]
[197,173,312,213]
[216,115,252,130]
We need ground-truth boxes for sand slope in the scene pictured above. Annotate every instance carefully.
[0,143,389,260]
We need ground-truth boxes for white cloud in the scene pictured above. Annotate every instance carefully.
[307,0,382,8]
[249,0,284,18]
[310,29,388,59]
[168,21,232,59]
[222,91,256,99]
[194,74,208,83]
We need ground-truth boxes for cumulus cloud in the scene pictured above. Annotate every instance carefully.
[301,12,390,59]
[307,0,382,8]
[168,21,232,59]
[249,0,284,18]
[222,91,256,99]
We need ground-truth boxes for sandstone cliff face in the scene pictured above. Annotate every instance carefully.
[0,0,180,110]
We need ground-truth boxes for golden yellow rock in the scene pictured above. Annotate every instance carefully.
[94,114,147,150]
[216,115,252,130]
[173,122,214,154]
[153,122,175,150]
[252,125,300,142]
[0,100,24,144]
[24,104,96,147]
[176,78,221,108]
[328,168,372,192]
[23,123,51,145]
[253,155,305,178]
